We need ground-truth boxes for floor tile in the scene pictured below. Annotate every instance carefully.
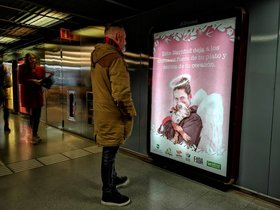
[0,165,13,176]
[37,153,70,165]
[8,159,43,173]
[83,145,102,154]
[62,149,92,159]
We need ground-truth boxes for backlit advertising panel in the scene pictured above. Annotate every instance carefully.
[150,17,237,177]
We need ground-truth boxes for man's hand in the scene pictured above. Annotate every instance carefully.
[171,122,191,142]
[171,121,182,132]
[30,79,42,85]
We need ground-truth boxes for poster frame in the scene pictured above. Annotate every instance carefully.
[147,7,248,185]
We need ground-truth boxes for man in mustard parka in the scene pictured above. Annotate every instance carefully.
[91,23,136,207]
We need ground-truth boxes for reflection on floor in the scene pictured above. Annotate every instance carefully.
[0,111,280,210]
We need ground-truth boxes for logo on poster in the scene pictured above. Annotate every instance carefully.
[207,161,221,170]
[194,156,203,165]
[165,148,173,156]
[153,144,162,153]
[176,150,183,158]
[185,153,191,162]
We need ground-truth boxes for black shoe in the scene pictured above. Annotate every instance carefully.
[116,176,130,189]
[33,135,42,142]
[4,127,11,133]
[101,191,130,207]
[31,137,39,145]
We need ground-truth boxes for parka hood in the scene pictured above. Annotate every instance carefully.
[91,43,122,65]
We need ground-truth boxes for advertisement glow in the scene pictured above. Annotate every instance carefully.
[150,17,236,176]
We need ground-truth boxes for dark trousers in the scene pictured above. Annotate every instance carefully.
[3,106,9,128]
[101,146,119,193]
[30,108,41,136]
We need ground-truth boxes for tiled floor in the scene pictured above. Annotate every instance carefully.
[0,111,280,210]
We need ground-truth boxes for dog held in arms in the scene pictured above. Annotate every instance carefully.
[170,102,191,144]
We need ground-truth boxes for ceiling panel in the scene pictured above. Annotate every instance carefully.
[0,0,175,54]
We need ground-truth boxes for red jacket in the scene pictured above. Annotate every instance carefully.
[18,64,45,108]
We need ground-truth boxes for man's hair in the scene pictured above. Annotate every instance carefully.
[24,53,32,66]
[104,22,125,35]
[173,77,191,95]
[23,53,35,74]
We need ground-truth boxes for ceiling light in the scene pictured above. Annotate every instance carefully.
[7,27,35,37]
[20,10,70,28]
[73,26,105,38]
[0,36,19,43]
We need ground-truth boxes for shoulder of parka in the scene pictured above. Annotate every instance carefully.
[91,44,124,70]
[91,44,122,62]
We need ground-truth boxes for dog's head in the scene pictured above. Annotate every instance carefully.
[171,102,190,123]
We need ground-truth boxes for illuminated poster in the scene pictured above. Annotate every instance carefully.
[150,17,236,176]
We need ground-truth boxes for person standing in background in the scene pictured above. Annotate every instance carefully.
[18,53,45,144]
[91,23,136,207]
[0,61,11,133]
